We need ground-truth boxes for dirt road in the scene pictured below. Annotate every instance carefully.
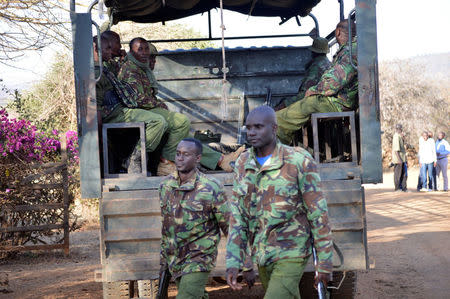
[1,168,449,298]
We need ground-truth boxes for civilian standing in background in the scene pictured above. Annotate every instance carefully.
[428,131,437,191]
[392,124,407,192]
[435,132,449,191]
[418,131,437,192]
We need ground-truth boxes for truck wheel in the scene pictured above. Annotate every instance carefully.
[299,271,357,299]
[137,279,159,299]
[103,281,132,299]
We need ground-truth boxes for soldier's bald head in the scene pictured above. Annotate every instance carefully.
[247,105,277,126]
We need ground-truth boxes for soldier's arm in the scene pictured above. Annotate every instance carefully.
[299,156,333,273]
[159,184,169,273]
[305,53,356,98]
[226,176,250,271]
[212,186,230,236]
[118,64,161,109]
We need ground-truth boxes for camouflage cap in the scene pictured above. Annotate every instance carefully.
[308,37,329,54]
[149,43,158,55]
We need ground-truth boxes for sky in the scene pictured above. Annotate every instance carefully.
[1,0,449,96]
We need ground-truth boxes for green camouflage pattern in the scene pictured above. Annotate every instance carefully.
[160,170,229,279]
[306,38,358,109]
[95,63,121,119]
[118,59,168,110]
[226,141,333,273]
[105,58,121,76]
[284,55,331,107]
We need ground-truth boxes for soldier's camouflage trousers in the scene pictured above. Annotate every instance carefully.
[104,106,168,153]
[276,95,343,145]
[105,107,222,170]
[175,271,210,299]
[258,258,308,299]
[151,108,222,170]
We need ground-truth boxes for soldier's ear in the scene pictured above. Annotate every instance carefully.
[196,154,202,164]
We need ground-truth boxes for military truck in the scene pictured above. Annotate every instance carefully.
[69,0,381,298]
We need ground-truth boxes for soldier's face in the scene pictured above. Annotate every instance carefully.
[101,40,112,62]
[131,40,150,63]
[175,141,201,173]
[246,114,277,149]
[110,37,122,58]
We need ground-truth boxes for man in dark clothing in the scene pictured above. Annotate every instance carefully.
[392,124,407,191]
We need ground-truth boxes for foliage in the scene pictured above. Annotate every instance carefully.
[379,59,450,165]
[109,22,216,51]
[0,0,70,64]
[7,53,76,134]
[0,109,80,256]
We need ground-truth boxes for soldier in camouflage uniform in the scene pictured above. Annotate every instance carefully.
[277,37,331,110]
[159,138,230,299]
[94,34,168,173]
[226,106,333,298]
[118,37,244,175]
[102,30,126,75]
[276,19,358,145]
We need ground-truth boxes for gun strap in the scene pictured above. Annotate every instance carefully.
[332,242,344,268]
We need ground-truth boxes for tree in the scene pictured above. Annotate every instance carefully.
[379,59,450,164]
[7,53,76,133]
[0,0,70,64]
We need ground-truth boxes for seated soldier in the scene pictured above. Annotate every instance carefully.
[101,30,126,75]
[275,37,331,110]
[93,34,169,174]
[118,37,244,175]
[276,19,358,145]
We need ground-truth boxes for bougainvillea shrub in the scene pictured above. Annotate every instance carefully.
[0,109,80,256]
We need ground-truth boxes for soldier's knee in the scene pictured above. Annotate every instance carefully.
[179,113,190,128]
[148,114,168,132]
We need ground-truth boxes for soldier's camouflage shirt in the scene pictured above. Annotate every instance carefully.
[284,55,331,107]
[226,141,333,273]
[95,63,122,119]
[159,170,230,279]
[105,58,121,76]
[118,59,168,110]
[306,38,358,109]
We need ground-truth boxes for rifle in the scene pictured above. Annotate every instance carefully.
[311,235,328,299]
[157,269,171,299]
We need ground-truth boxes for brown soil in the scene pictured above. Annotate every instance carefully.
[1,168,449,299]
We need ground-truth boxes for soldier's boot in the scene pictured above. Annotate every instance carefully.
[218,145,246,172]
[157,158,176,176]
[127,146,142,174]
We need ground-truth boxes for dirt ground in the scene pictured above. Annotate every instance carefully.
[1,168,449,299]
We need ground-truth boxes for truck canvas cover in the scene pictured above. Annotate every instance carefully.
[105,0,321,23]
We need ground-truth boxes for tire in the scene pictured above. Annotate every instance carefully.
[299,271,357,299]
[103,281,132,299]
[137,279,159,299]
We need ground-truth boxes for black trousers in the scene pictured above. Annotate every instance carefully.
[394,162,407,191]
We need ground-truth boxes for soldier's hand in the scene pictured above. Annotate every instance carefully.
[242,269,256,288]
[120,49,127,59]
[226,268,242,291]
[315,272,331,288]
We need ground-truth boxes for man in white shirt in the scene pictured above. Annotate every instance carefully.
[418,131,437,191]
[435,131,450,191]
